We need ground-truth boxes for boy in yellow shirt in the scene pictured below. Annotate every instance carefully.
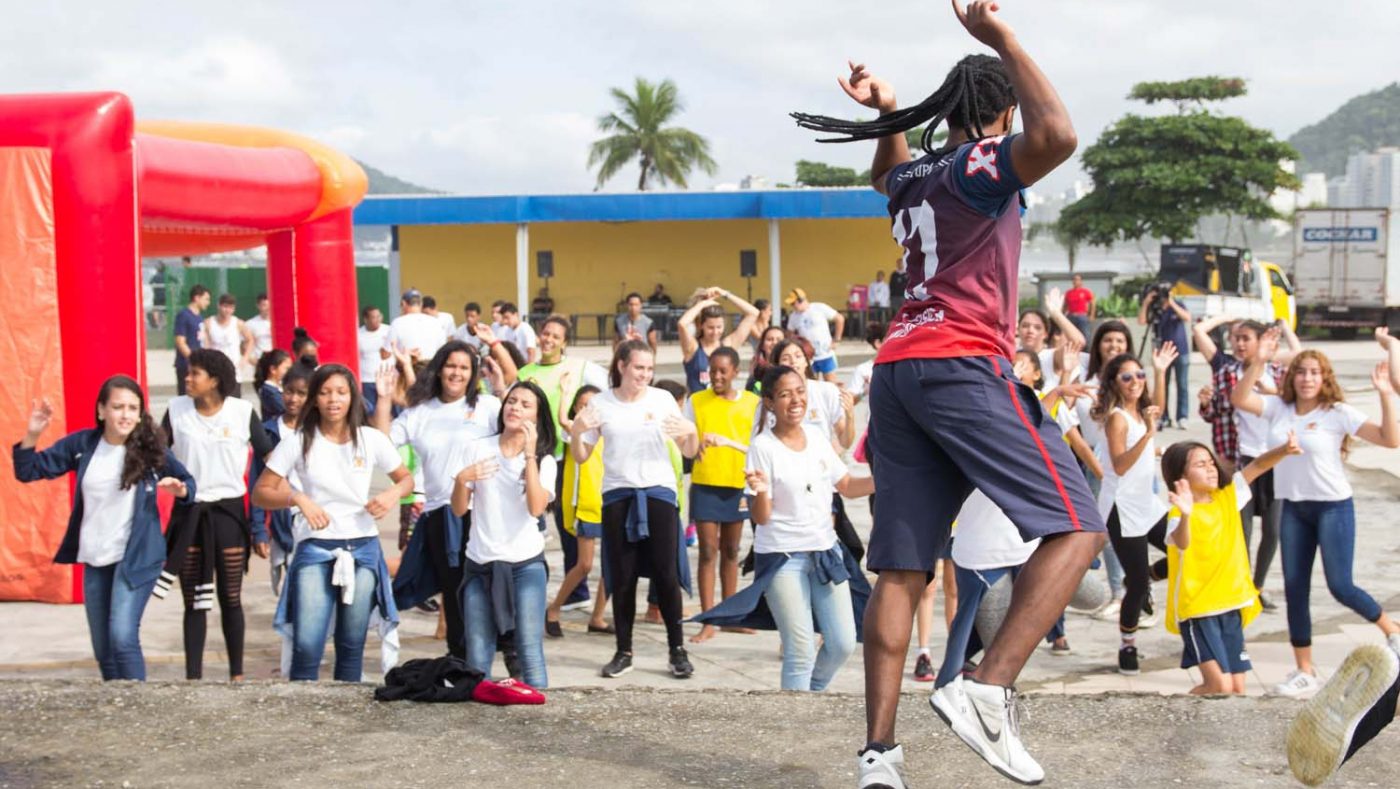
[1161,434,1300,694]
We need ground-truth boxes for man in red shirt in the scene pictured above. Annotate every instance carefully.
[1063,273,1095,337]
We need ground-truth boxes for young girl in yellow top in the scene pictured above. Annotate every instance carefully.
[1161,434,1300,695]
[685,347,760,643]
[545,385,612,636]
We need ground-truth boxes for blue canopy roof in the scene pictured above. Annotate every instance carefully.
[355,189,888,226]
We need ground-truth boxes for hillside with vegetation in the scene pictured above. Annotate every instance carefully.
[1288,83,1400,176]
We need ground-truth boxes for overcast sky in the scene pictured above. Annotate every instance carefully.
[6,1,1397,197]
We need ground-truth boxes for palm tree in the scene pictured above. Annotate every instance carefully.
[588,77,718,191]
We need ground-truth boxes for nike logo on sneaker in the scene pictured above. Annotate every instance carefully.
[971,700,1003,743]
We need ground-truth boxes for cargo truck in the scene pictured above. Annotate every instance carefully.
[1157,244,1295,329]
[1292,207,1400,336]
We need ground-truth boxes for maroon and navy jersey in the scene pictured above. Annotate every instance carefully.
[877,134,1025,364]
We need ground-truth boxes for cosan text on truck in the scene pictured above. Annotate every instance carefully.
[1292,207,1400,337]
[1155,244,1296,329]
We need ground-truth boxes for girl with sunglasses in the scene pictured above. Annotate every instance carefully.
[1092,343,1178,675]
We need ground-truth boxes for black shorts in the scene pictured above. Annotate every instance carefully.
[865,356,1104,575]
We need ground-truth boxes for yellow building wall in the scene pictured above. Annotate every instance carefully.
[398,215,901,337]
[775,218,898,309]
[398,224,517,320]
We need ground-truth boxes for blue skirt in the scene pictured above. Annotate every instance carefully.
[691,483,746,523]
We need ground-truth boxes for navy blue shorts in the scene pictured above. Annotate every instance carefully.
[691,484,747,523]
[865,356,1104,575]
[1180,609,1252,673]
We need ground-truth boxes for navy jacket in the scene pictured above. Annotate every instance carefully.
[13,429,197,590]
[248,415,292,551]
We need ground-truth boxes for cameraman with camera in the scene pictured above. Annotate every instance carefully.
[1138,283,1193,429]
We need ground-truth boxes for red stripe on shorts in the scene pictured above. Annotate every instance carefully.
[996,360,1082,531]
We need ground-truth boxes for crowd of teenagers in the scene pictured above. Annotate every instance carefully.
[13,2,1400,786]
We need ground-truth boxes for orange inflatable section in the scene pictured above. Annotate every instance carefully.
[137,120,368,223]
[0,147,75,603]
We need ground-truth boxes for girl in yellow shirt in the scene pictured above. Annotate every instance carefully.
[1162,434,1300,695]
[545,385,612,636]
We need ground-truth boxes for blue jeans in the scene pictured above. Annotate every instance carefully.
[463,560,548,688]
[291,561,377,681]
[83,563,156,681]
[1280,499,1381,647]
[1162,350,1190,423]
[763,552,857,691]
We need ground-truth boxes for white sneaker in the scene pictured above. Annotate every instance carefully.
[1288,645,1400,786]
[857,744,907,788]
[1388,633,1400,658]
[1093,599,1121,621]
[1272,669,1323,698]
[931,676,1045,785]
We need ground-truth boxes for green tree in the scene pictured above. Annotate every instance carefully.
[588,77,717,191]
[1059,76,1299,249]
[795,160,865,187]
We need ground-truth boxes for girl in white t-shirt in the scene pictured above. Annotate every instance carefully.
[371,340,502,660]
[1093,343,1178,675]
[1232,349,1400,697]
[162,349,275,681]
[451,381,558,689]
[1077,321,1134,610]
[254,364,412,682]
[758,339,855,450]
[571,340,700,680]
[14,376,195,681]
[741,366,873,691]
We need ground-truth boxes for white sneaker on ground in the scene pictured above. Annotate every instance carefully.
[559,599,592,612]
[857,744,907,789]
[1272,669,1323,698]
[930,676,1045,785]
[1092,599,1121,621]
[1287,645,1400,786]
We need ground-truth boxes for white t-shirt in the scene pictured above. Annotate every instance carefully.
[581,387,683,493]
[202,316,245,381]
[868,281,890,308]
[1075,374,1105,454]
[385,312,448,360]
[265,427,403,541]
[848,359,875,401]
[77,438,136,567]
[746,425,845,554]
[432,311,457,338]
[1262,396,1368,501]
[167,396,256,502]
[390,395,502,511]
[951,489,1039,570]
[500,321,538,355]
[787,303,840,361]
[452,323,485,352]
[1236,374,1281,458]
[245,315,273,356]
[458,436,558,564]
[358,325,389,383]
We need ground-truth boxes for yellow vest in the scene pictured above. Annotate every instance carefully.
[561,438,604,536]
[1165,481,1262,634]
[689,389,759,489]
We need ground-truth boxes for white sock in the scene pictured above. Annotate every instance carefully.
[918,647,931,657]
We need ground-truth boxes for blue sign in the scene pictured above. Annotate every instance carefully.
[1303,227,1380,243]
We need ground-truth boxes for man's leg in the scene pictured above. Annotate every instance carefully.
[975,531,1103,686]
[864,570,929,744]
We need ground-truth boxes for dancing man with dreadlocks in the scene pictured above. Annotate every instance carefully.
[792,2,1103,786]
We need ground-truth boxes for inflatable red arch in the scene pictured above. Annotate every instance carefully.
[0,92,368,602]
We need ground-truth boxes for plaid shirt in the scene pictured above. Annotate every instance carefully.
[1200,350,1284,467]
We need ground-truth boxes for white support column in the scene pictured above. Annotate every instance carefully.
[515,222,529,311]
[767,219,782,309]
